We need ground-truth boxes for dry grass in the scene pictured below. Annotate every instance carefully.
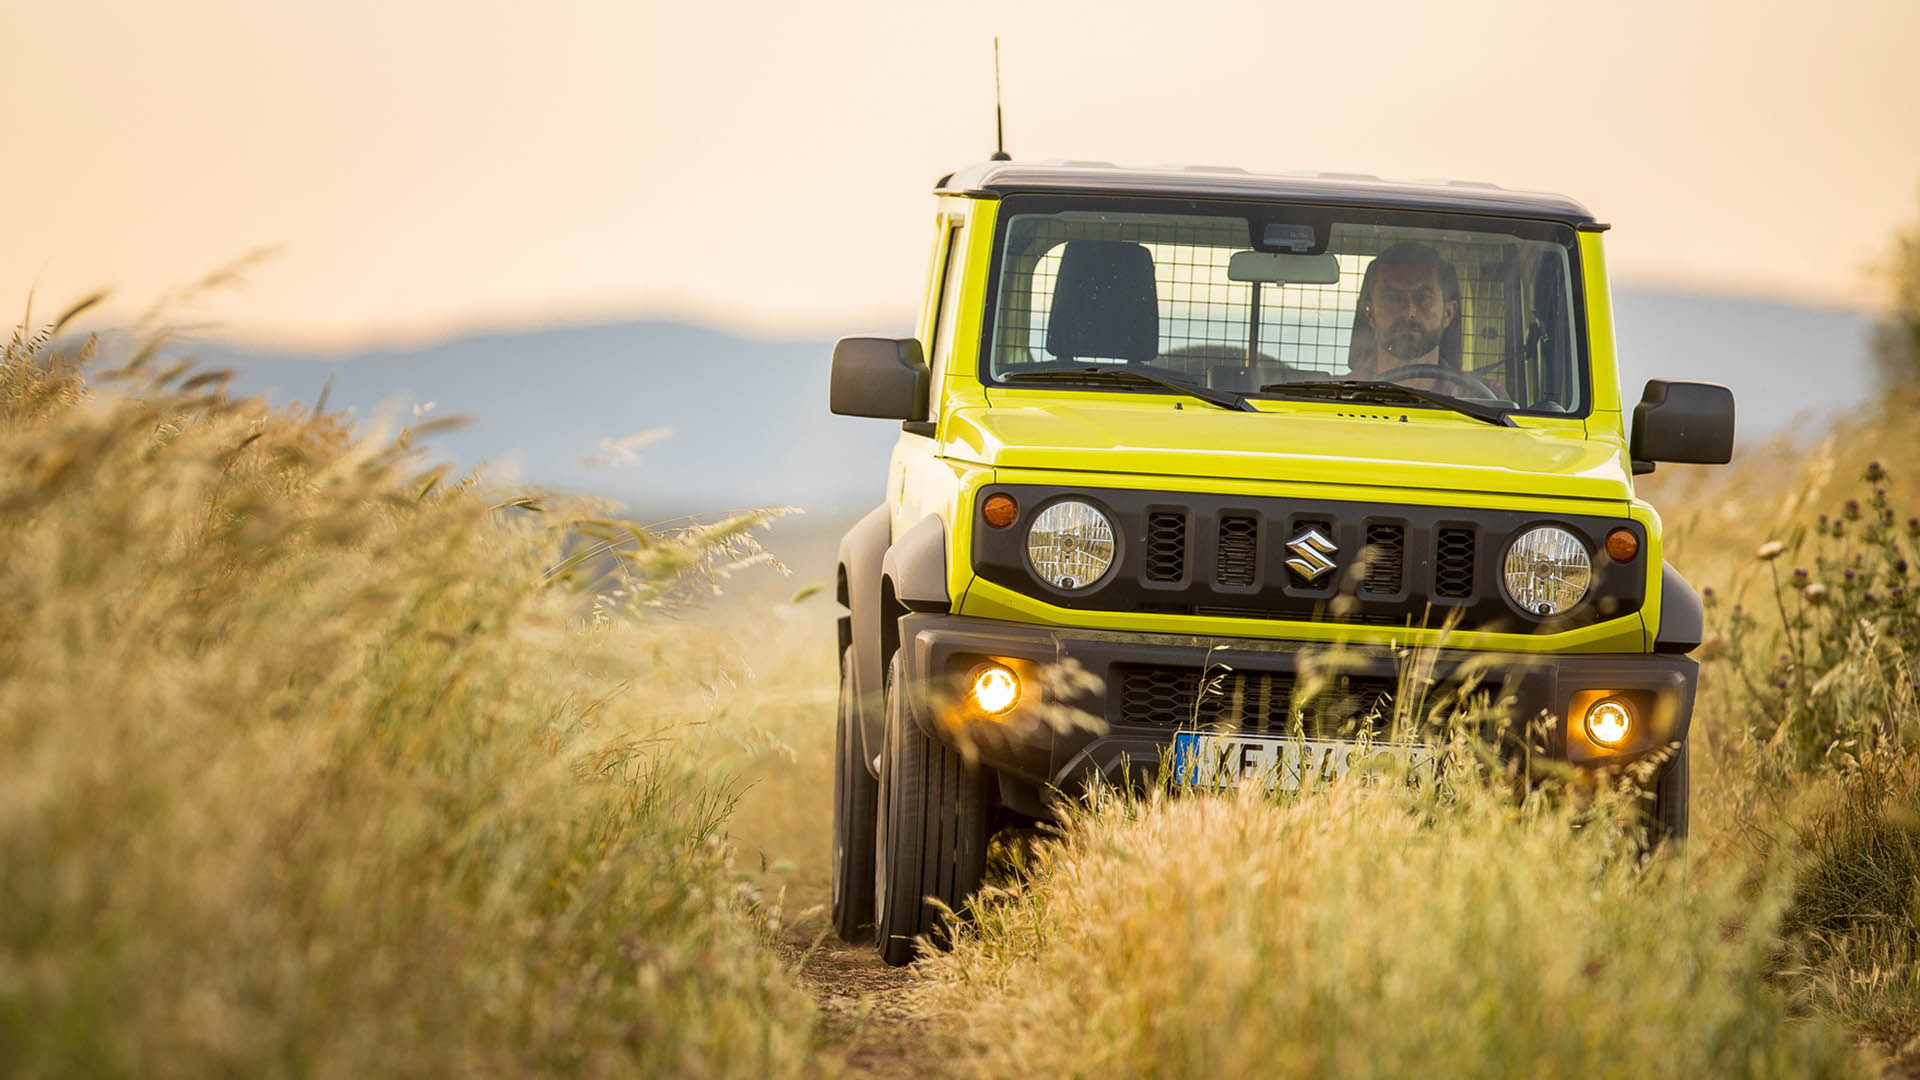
[902,399,1920,1077]
[1639,391,1920,1053]
[922,780,1862,1079]
[0,315,820,1076]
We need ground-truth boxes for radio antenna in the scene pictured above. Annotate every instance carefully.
[990,37,1011,161]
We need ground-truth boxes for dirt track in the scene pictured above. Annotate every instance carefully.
[779,910,951,1079]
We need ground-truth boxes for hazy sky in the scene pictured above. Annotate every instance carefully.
[4,0,1917,349]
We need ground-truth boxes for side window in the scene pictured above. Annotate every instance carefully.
[917,219,951,350]
[925,221,966,418]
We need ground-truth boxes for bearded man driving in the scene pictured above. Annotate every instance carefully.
[1349,240,1464,379]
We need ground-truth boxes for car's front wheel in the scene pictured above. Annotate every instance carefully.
[872,653,990,967]
[830,646,878,941]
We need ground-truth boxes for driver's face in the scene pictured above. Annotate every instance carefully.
[1364,263,1458,363]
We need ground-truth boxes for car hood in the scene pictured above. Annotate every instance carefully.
[945,399,1632,501]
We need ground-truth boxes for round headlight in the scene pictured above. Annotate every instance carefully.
[1502,526,1592,616]
[1026,500,1116,591]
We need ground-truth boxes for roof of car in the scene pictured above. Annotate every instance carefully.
[937,160,1603,229]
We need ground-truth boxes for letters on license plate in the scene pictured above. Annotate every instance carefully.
[1170,731,1435,791]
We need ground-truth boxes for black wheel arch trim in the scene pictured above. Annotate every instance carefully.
[1655,561,1704,654]
[837,505,891,778]
[840,508,953,779]
[880,514,950,615]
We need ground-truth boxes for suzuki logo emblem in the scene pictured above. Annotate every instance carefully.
[1285,527,1338,582]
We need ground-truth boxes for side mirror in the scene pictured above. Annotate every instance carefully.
[1630,379,1735,474]
[830,336,928,421]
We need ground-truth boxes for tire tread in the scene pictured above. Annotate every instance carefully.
[830,646,878,941]
[873,654,990,966]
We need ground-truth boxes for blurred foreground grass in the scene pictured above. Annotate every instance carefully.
[0,309,822,1076]
[924,782,1859,1078]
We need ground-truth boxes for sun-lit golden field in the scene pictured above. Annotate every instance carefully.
[8,272,1920,1077]
[0,309,828,1077]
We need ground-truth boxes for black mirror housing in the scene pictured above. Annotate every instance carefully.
[1630,379,1735,467]
[830,336,929,421]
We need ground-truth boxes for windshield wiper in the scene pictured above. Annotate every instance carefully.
[1002,366,1259,412]
[1257,379,1515,427]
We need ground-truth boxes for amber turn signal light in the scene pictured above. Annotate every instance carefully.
[1605,527,1639,563]
[983,493,1018,528]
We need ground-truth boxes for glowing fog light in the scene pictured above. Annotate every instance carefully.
[1584,698,1634,748]
[968,663,1021,715]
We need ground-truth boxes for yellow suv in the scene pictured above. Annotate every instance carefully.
[829,161,1735,966]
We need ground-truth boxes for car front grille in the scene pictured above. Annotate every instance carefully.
[1434,527,1477,599]
[1216,514,1258,587]
[1116,664,1403,736]
[1362,523,1405,595]
[1144,511,1187,583]
[970,488,1645,633]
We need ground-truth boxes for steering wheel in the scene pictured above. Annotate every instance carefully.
[1373,363,1499,400]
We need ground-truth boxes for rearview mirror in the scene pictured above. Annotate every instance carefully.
[1228,251,1342,285]
[1630,379,1735,473]
[830,336,928,421]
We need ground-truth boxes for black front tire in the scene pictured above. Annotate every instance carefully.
[830,646,879,941]
[873,654,991,967]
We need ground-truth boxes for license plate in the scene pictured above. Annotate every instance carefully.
[1170,731,1435,791]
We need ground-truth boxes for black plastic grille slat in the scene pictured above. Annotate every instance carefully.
[1362,523,1404,595]
[1216,515,1259,587]
[1116,665,1399,736]
[1191,606,1405,626]
[1434,527,1476,599]
[1144,512,1187,583]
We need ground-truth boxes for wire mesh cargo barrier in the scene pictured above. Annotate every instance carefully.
[987,208,1578,410]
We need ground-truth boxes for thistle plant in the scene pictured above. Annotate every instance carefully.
[1717,462,1920,770]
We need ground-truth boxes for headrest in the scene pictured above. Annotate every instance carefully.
[1045,240,1160,363]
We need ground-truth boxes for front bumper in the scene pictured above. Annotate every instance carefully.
[898,612,1696,812]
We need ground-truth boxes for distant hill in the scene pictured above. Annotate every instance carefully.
[205,290,1873,518]
[206,322,900,521]
[1611,287,1872,435]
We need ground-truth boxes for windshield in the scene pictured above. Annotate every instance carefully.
[982,196,1586,417]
